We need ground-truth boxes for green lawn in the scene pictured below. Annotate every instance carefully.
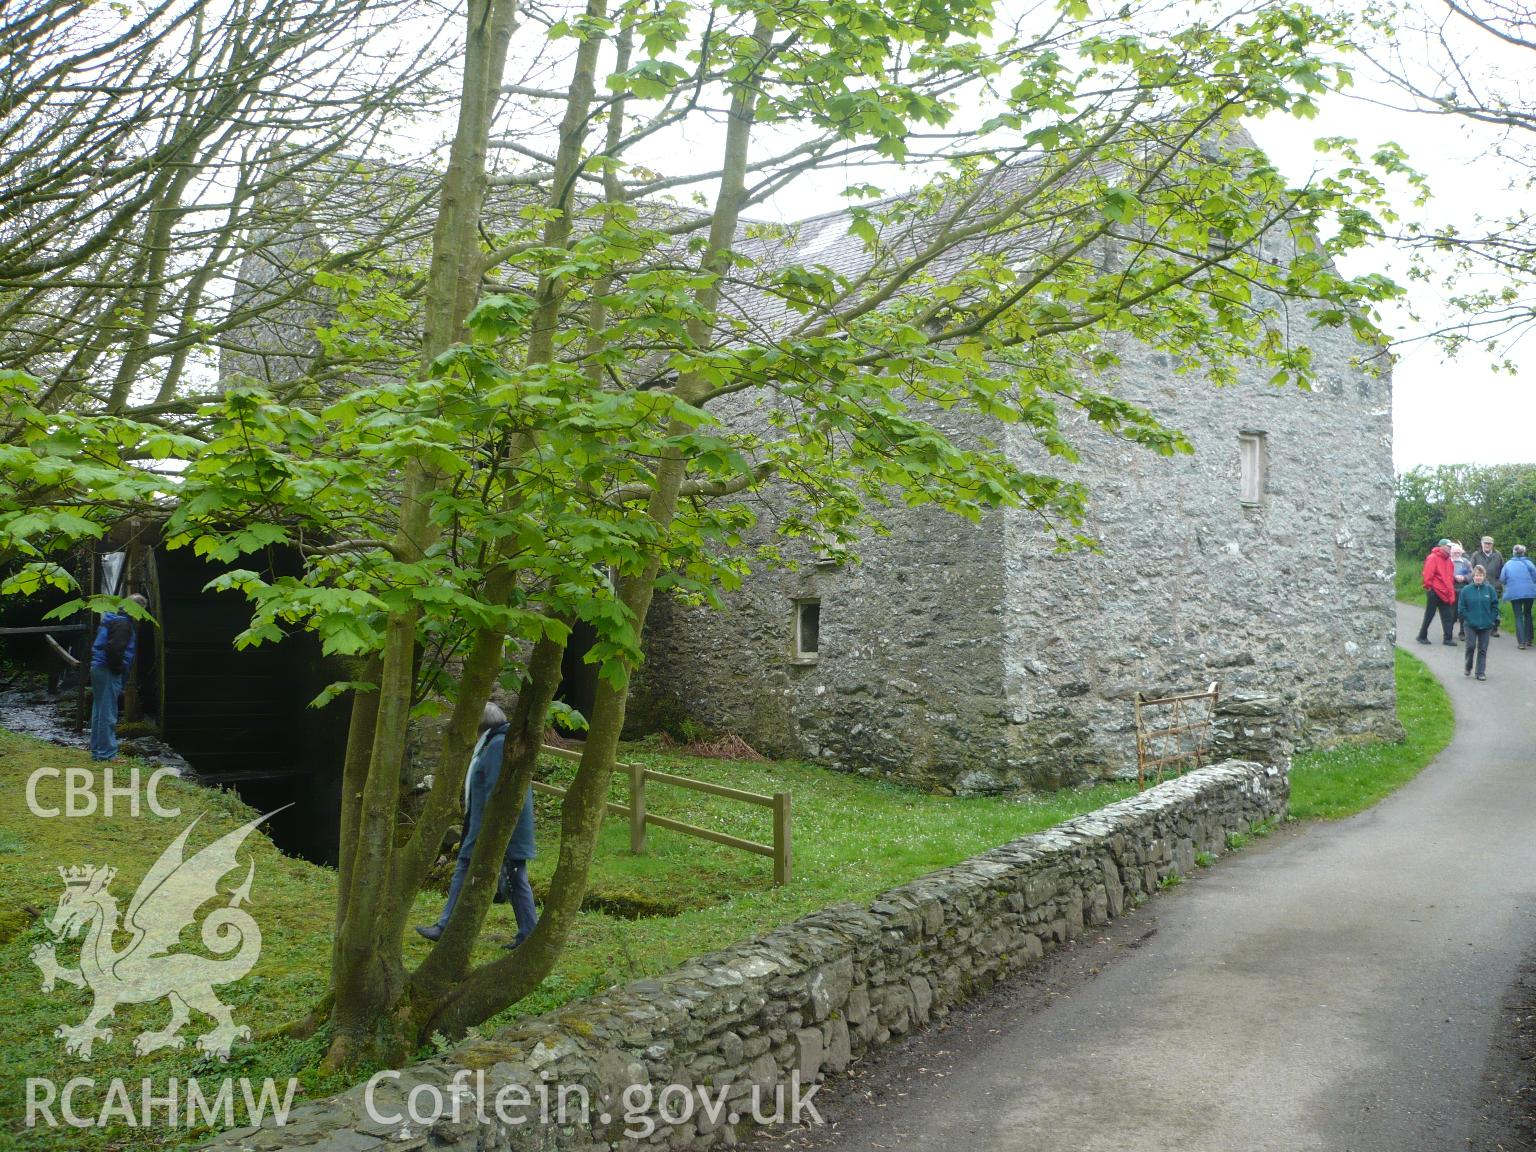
[1394,550,1422,604]
[0,735,345,1152]
[508,751,1137,1020]
[0,728,1136,1152]
[1287,647,1454,821]
[0,635,1460,1151]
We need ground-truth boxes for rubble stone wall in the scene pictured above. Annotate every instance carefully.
[629,311,1399,791]
[207,760,1286,1152]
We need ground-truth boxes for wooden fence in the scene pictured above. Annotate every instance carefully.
[532,745,792,885]
[1133,681,1219,791]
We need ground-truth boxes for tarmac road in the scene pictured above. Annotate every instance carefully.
[772,601,1536,1152]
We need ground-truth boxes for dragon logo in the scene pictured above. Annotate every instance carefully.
[30,812,274,1061]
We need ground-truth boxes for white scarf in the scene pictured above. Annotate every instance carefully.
[463,728,492,811]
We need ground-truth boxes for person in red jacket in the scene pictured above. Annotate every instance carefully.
[1416,538,1458,646]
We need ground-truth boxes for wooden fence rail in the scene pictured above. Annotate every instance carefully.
[532,745,792,885]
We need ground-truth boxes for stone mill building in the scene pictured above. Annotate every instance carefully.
[629,323,1398,791]
[625,203,1400,790]
[226,152,1401,796]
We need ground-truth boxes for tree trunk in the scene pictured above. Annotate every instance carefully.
[327,0,772,1065]
[418,12,771,1046]
[323,0,518,1071]
[333,656,380,968]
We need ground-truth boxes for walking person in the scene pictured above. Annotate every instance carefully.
[496,809,538,952]
[1416,539,1458,646]
[1502,544,1536,648]
[1470,535,1507,636]
[89,593,146,761]
[1460,565,1500,680]
[417,702,539,948]
[1451,543,1472,639]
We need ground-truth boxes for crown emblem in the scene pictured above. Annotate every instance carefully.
[58,865,112,888]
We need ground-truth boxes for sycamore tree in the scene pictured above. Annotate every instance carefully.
[1397,462,1536,555]
[2,0,1412,1069]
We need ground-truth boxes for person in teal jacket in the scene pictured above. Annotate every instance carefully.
[1459,565,1500,680]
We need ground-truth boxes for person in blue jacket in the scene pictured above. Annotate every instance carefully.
[1459,565,1501,680]
[89,593,146,761]
[1501,544,1536,649]
[417,702,539,948]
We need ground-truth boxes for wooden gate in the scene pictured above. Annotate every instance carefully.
[1134,682,1219,790]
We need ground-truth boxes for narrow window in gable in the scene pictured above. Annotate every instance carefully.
[793,599,820,663]
[1239,432,1267,506]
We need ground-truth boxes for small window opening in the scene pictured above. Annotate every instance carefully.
[793,599,821,663]
[100,552,126,596]
[1239,432,1267,506]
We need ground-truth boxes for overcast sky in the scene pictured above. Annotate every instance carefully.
[461,3,1531,475]
[1247,18,1536,475]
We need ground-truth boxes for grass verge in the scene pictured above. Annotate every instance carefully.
[0,732,346,1152]
[506,753,1135,1021]
[0,726,1136,1152]
[1287,646,1454,821]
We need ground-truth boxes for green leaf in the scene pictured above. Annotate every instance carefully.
[309,680,379,709]
[1100,187,1141,224]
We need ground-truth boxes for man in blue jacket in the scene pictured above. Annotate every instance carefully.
[417,702,539,948]
[89,593,146,761]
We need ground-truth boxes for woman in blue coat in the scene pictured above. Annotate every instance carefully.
[417,702,539,947]
[1500,544,1536,649]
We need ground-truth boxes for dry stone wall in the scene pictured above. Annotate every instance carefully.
[207,760,1285,1152]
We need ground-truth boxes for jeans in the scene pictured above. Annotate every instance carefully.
[1418,592,1454,642]
[435,852,538,945]
[89,664,125,761]
[1512,598,1534,646]
[435,850,474,933]
[498,858,538,946]
[1466,627,1491,676]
